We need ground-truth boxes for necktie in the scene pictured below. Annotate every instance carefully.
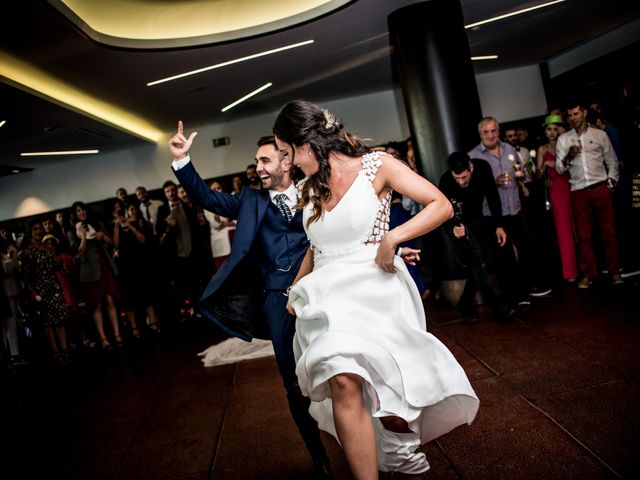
[274,193,293,222]
[144,203,151,222]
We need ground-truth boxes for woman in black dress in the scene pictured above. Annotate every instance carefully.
[113,203,161,335]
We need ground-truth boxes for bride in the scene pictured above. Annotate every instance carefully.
[274,100,479,479]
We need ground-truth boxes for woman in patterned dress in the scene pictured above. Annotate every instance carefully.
[18,220,71,364]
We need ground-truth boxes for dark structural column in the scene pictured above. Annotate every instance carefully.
[388,0,482,182]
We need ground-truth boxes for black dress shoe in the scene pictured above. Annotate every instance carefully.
[312,459,332,479]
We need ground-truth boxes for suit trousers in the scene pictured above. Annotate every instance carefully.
[262,290,327,462]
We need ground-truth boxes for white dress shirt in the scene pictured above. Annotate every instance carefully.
[269,183,298,214]
[555,127,619,191]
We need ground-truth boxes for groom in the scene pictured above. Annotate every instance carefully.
[168,122,330,478]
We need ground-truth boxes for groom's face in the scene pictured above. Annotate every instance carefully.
[255,144,289,192]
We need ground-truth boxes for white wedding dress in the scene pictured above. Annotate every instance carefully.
[288,152,479,474]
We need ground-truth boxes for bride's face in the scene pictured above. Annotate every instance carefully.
[275,136,319,177]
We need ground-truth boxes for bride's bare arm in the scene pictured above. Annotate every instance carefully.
[373,155,453,273]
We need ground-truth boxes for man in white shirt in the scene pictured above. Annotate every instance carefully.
[556,101,622,288]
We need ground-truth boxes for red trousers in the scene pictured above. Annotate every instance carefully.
[570,183,619,279]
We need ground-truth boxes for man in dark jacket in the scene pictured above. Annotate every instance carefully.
[168,122,330,478]
[439,151,512,320]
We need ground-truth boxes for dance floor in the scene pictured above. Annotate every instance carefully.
[2,278,639,479]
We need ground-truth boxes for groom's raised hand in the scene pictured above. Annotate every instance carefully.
[168,120,198,161]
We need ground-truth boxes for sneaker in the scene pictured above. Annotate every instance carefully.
[530,287,552,297]
[612,273,624,285]
[10,355,28,366]
[577,278,591,289]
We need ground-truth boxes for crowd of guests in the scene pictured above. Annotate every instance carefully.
[377,99,635,320]
[438,99,635,321]
[1,98,637,368]
[0,173,249,368]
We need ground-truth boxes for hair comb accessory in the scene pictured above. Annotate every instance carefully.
[321,108,336,129]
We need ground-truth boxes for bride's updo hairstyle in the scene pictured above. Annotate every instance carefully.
[273,100,369,225]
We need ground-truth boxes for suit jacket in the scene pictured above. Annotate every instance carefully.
[174,161,309,341]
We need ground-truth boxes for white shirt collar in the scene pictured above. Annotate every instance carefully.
[268,182,297,203]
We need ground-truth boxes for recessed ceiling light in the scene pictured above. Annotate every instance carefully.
[11,169,20,173]
[0,120,6,127]
[471,55,499,60]
[221,83,273,112]
[20,150,100,156]
[465,0,566,29]
[147,40,314,86]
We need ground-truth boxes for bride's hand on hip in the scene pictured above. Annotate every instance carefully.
[375,234,398,273]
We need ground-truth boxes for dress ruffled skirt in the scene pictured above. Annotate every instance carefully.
[289,245,479,472]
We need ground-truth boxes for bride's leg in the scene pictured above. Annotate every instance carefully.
[329,373,377,480]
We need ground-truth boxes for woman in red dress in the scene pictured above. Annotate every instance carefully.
[536,115,578,281]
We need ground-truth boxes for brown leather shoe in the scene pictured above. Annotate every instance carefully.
[577,278,591,289]
[612,273,624,285]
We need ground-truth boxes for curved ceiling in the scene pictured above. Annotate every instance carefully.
[49,0,352,48]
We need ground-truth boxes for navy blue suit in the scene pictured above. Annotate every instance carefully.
[174,160,326,464]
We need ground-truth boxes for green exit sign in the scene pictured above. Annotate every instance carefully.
[213,136,231,147]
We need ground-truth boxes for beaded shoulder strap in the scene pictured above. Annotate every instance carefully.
[362,152,392,245]
[361,151,384,183]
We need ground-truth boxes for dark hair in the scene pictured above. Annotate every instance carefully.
[245,164,257,170]
[71,201,89,223]
[385,141,407,160]
[257,135,276,147]
[162,180,176,190]
[24,218,43,247]
[51,210,73,233]
[566,99,588,111]
[108,198,126,218]
[448,152,472,174]
[272,100,369,225]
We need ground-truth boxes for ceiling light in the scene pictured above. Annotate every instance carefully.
[21,150,100,157]
[148,40,314,86]
[471,55,499,60]
[221,83,273,112]
[465,0,566,29]
[11,169,20,174]
[0,120,6,127]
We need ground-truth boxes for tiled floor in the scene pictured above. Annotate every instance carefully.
[2,279,639,479]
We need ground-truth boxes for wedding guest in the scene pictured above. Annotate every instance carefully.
[536,115,577,281]
[113,203,162,335]
[204,180,236,269]
[19,220,72,365]
[70,202,122,349]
